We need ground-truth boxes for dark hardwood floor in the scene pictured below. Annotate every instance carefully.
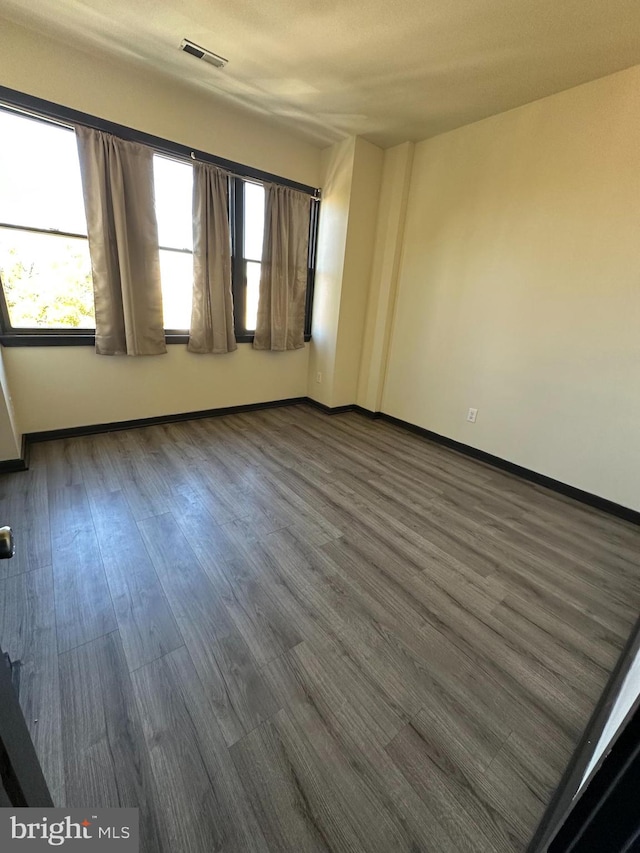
[1,403,639,851]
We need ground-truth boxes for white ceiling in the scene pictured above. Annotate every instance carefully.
[2,0,640,148]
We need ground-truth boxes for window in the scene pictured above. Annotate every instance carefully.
[243,181,265,332]
[153,154,194,331]
[0,89,318,345]
[0,109,94,332]
[154,172,271,340]
[231,178,318,341]
[236,179,265,335]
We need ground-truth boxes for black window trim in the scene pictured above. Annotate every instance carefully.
[0,85,320,347]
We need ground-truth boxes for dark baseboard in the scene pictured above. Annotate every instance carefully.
[375,411,640,526]
[352,405,380,419]
[305,399,380,419]
[25,397,308,444]
[0,457,28,474]
[7,395,640,526]
[0,434,29,474]
[303,399,639,526]
[304,398,356,416]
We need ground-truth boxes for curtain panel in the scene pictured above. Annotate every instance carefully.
[253,184,311,351]
[75,126,166,356]
[188,162,236,354]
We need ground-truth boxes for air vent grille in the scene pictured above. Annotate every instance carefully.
[180,39,227,69]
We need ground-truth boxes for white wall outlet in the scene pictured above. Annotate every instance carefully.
[466,407,478,423]
[316,372,322,383]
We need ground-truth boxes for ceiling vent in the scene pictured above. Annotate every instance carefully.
[179,39,227,69]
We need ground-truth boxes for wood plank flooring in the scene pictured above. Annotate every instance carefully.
[1,403,640,851]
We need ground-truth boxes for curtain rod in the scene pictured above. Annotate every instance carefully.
[0,86,321,199]
[154,150,319,197]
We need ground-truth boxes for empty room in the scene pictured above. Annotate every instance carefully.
[0,1,639,851]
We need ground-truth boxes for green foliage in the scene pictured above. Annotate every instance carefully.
[0,234,95,328]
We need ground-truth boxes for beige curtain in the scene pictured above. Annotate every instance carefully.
[188,162,236,354]
[253,184,311,351]
[75,126,166,356]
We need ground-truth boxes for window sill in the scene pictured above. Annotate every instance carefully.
[0,334,97,347]
[0,332,312,347]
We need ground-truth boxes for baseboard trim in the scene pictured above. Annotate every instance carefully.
[8,396,639,526]
[303,400,639,525]
[304,398,356,415]
[352,405,381,419]
[25,397,307,444]
[375,411,640,526]
[305,399,380,419]
[0,457,28,474]
[0,435,30,474]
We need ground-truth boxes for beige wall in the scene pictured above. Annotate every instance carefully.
[331,137,383,406]
[308,138,355,407]
[0,350,20,458]
[0,18,321,186]
[309,136,383,407]
[382,65,640,511]
[0,18,322,442]
[4,346,308,434]
[357,142,414,412]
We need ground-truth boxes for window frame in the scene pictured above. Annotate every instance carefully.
[0,86,320,347]
[231,177,319,342]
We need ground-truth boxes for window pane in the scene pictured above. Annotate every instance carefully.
[154,155,193,251]
[0,228,94,328]
[245,260,261,331]
[160,250,193,329]
[0,110,87,234]
[244,181,264,262]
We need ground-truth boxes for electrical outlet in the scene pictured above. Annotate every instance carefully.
[316,372,322,383]
[467,407,478,423]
